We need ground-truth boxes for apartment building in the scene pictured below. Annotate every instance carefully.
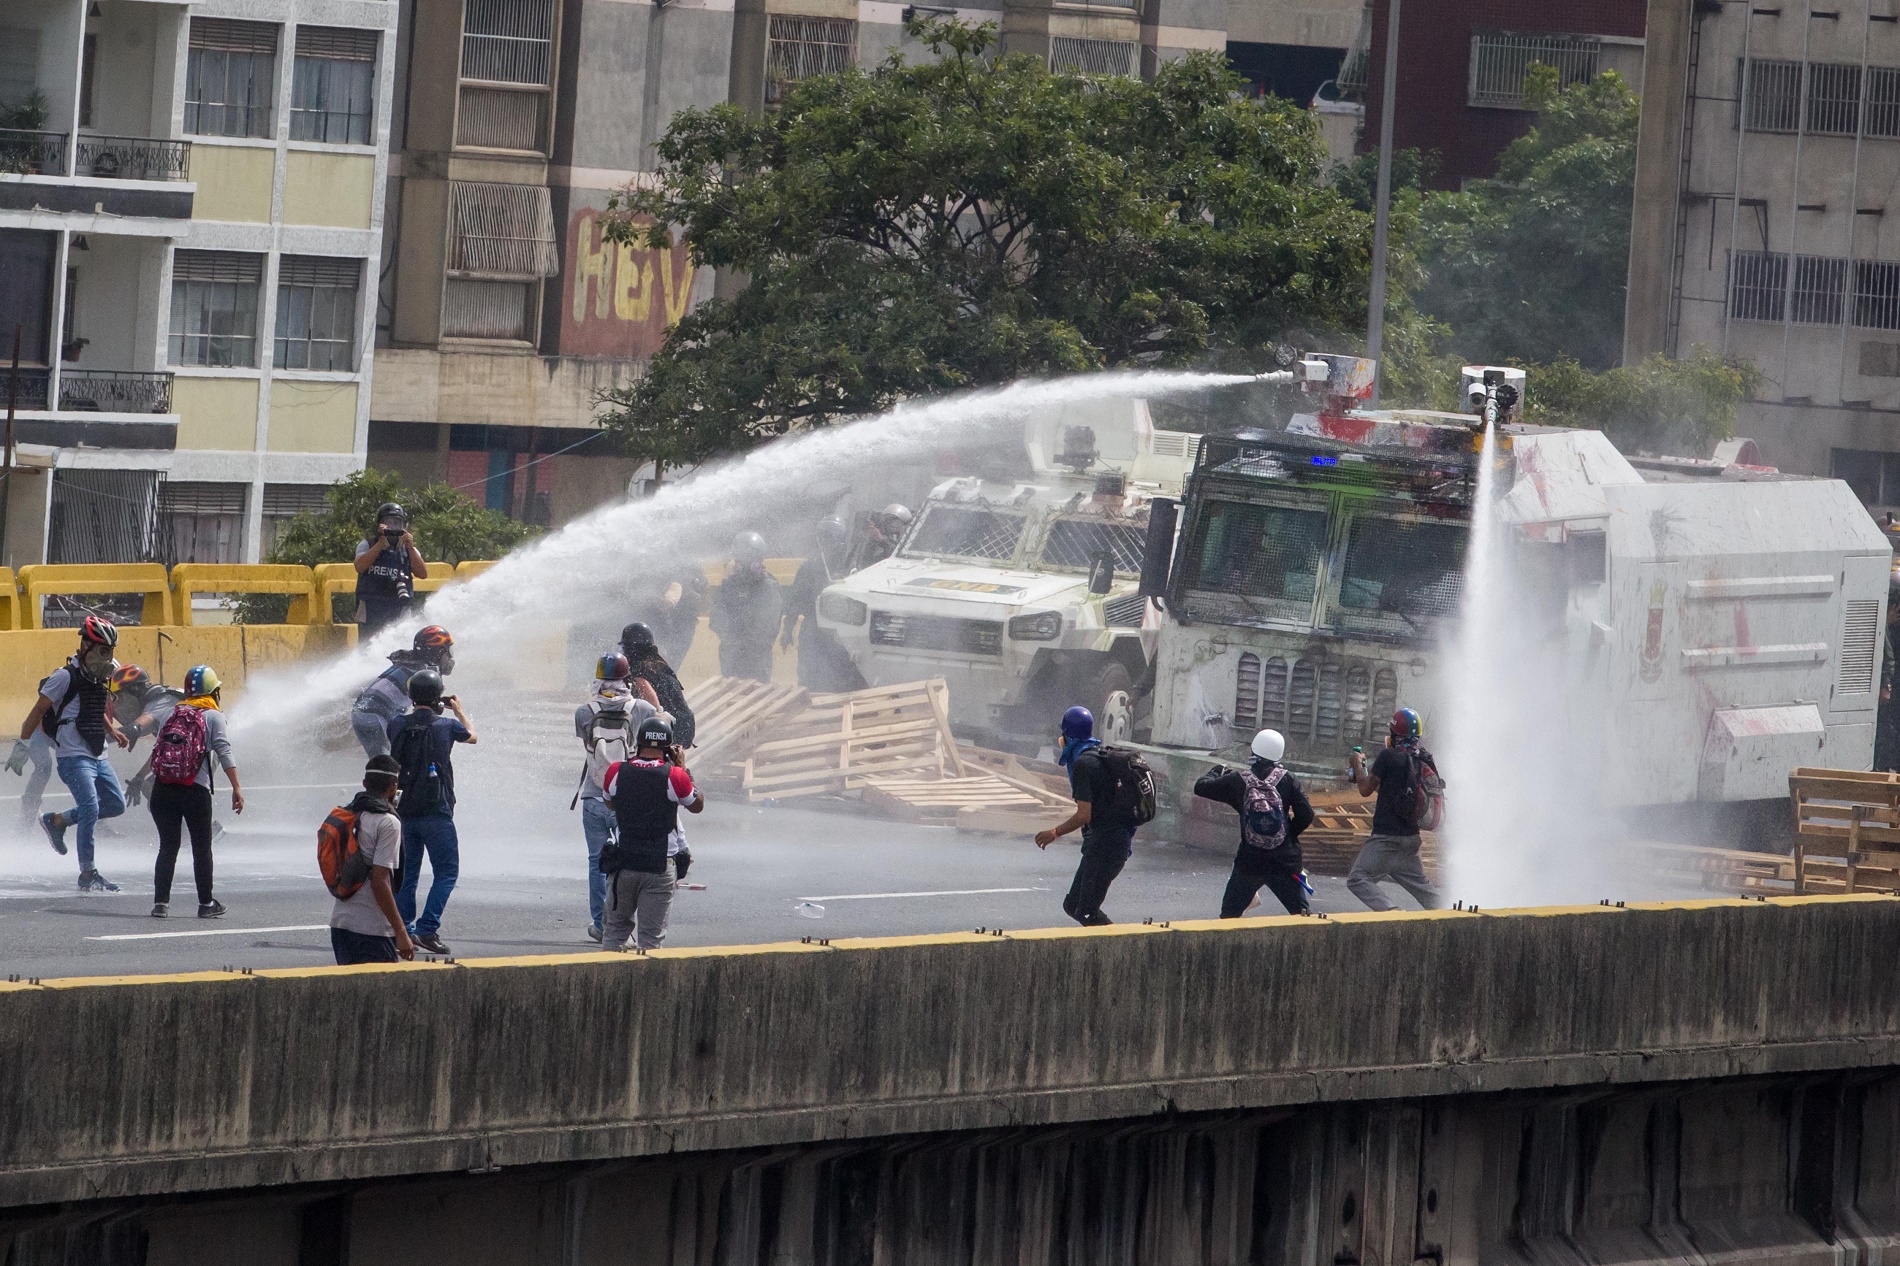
[0,0,395,569]
[1626,0,1900,493]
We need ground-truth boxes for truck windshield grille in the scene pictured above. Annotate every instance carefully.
[1179,500,1327,623]
[902,506,1026,562]
[1335,516,1466,627]
[1041,519,1146,573]
[870,612,1004,655]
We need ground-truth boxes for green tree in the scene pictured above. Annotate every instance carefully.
[233,469,538,623]
[597,18,1374,464]
[1416,66,1639,371]
[1523,348,1765,456]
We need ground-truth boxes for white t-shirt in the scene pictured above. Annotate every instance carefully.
[38,666,105,760]
[329,809,405,937]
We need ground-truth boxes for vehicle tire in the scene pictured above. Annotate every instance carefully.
[1089,662,1136,744]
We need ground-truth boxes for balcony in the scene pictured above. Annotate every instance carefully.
[0,130,190,182]
[0,130,67,177]
[13,368,174,414]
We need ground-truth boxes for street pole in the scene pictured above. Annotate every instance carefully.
[0,326,19,569]
[1365,0,1402,406]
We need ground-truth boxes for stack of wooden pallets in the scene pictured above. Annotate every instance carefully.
[740,680,962,801]
[1788,766,1900,894]
[683,677,811,777]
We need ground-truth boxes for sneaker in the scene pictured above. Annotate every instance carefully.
[150,902,168,918]
[197,899,226,919]
[39,813,67,856]
[413,931,449,955]
[586,924,603,943]
[77,870,120,893]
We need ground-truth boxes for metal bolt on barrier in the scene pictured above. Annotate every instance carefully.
[1142,917,1154,925]
[1614,901,1625,908]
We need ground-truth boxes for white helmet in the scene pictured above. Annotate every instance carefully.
[1251,729,1286,763]
[883,503,913,524]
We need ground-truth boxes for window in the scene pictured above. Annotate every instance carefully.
[275,256,359,371]
[1856,260,1900,330]
[458,0,554,151]
[1333,515,1466,631]
[0,229,56,366]
[169,251,262,368]
[767,16,856,101]
[902,505,1028,562]
[1049,37,1135,77]
[79,34,96,128]
[442,180,557,341]
[1040,519,1147,574]
[1740,57,1803,133]
[1870,67,1900,137]
[1468,31,1599,109]
[1729,250,1787,323]
[159,482,248,565]
[0,29,41,115]
[1792,254,1847,325]
[1807,62,1862,136]
[442,279,537,340]
[187,19,278,139]
[1179,499,1328,625]
[262,483,330,556]
[1831,447,1900,505]
[291,27,377,145]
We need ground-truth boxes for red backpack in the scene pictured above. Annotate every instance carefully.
[152,706,211,787]
[317,807,372,899]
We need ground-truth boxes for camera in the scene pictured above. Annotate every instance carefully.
[383,527,404,545]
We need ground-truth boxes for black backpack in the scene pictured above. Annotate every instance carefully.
[1094,745,1157,827]
[391,711,446,817]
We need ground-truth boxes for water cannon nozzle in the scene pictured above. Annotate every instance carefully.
[1253,370,1295,384]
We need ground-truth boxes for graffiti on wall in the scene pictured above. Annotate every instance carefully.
[563,210,698,359]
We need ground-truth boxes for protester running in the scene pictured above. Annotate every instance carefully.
[147,665,242,919]
[323,755,416,965]
[351,625,456,757]
[387,667,477,955]
[1346,708,1444,911]
[711,532,782,683]
[599,717,703,951]
[621,621,695,748]
[575,652,657,942]
[1195,728,1314,917]
[14,617,129,891]
[1036,705,1138,927]
[354,501,428,634]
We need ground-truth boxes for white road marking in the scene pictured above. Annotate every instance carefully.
[796,887,1047,902]
[86,924,329,942]
[0,782,351,804]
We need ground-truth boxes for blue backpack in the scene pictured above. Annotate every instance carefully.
[1240,767,1290,851]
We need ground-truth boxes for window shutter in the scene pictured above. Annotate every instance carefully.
[159,482,249,516]
[263,484,332,517]
[295,26,378,60]
[279,255,361,287]
[447,181,559,278]
[173,251,264,284]
[190,18,278,54]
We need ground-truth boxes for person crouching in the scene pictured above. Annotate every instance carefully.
[599,718,703,951]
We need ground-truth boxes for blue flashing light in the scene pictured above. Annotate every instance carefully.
[1310,455,1339,466]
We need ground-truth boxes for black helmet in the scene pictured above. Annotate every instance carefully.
[376,502,408,530]
[620,621,656,651]
[408,668,444,707]
[636,717,673,750]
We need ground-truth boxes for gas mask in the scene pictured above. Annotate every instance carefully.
[77,644,115,681]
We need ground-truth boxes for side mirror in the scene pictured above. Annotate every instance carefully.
[1138,498,1178,599]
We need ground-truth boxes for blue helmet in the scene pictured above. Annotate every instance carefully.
[183,665,221,697]
[1390,707,1422,742]
[1060,705,1094,743]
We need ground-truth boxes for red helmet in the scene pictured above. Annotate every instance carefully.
[1390,708,1422,741]
[413,625,454,651]
[80,615,118,648]
[110,664,149,694]
[596,652,630,681]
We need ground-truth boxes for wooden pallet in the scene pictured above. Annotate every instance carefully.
[741,680,960,801]
[861,774,1065,824]
[684,677,810,781]
[1790,767,1900,894]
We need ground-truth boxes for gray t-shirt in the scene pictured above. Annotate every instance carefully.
[329,809,404,936]
[38,667,105,760]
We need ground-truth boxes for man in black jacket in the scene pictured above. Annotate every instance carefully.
[1194,728,1315,917]
[620,622,696,748]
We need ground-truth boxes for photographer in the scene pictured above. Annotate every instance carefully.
[599,718,703,952]
[386,668,476,956]
[354,502,429,635]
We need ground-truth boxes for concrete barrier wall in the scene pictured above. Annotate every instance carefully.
[3,897,1900,1210]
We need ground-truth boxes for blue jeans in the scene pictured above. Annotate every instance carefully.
[581,798,615,932]
[351,709,393,758]
[397,812,460,937]
[55,754,125,873]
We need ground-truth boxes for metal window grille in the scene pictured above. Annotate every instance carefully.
[1335,49,1368,99]
[442,278,536,340]
[1233,652,1261,731]
[1049,37,1136,77]
[1791,254,1847,325]
[275,256,360,371]
[868,612,1003,656]
[1181,500,1327,624]
[1040,520,1147,573]
[1839,599,1881,694]
[1335,516,1465,623]
[767,16,856,100]
[1102,592,1148,626]
[1869,67,1900,138]
[47,470,162,566]
[1729,250,1788,322]
[448,181,559,277]
[187,20,278,139]
[1806,62,1861,136]
[159,482,248,566]
[291,28,377,145]
[1742,58,1803,133]
[457,86,547,150]
[1467,30,1599,109]
[1855,260,1900,330]
[904,506,1028,563]
[462,0,555,86]
[169,252,262,367]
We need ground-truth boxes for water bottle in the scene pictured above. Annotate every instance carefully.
[796,901,825,919]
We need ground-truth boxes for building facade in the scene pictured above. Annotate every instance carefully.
[1627,0,1900,492]
[0,0,396,569]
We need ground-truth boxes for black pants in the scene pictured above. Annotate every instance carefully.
[1221,848,1307,917]
[331,927,399,965]
[1063,831,1131,927]
[151,781,215,905]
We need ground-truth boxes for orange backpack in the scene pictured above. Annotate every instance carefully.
[317,807,372,899]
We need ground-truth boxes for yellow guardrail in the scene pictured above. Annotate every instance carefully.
[0,567,15,631]
[170,564,319,626]
[15,564,172,628]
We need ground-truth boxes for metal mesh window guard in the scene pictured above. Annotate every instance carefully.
[1467,31,1599,109]
[767,16,856,100]
[275,256,360,371]
[1729,250,1788,322]
[1040,519,1147,574]
[1806,62,1862,136]
[1049,37,1136,77]
[448,181,559,277]
[902,506,1028,563]
[1857,260,1900,330]
[1792,254,1847,325]
[1180,500,1327,623]
[292,29,377,145]
[462,0,554,85]
[1334,516,1465,628]
[1742,58,1803,133]
[187,20,277,138]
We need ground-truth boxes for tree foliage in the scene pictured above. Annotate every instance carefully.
[1523,349,1765,456]
[597,18,1373,464]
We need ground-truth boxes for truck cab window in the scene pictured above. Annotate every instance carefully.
[1334,516,1466,631]
[902,506,1027,563]
[1181,500,1328,623]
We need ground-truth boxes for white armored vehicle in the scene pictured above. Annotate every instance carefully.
[816,399,1196,745]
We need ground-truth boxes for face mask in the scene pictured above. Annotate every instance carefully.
[79,646,113,678]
